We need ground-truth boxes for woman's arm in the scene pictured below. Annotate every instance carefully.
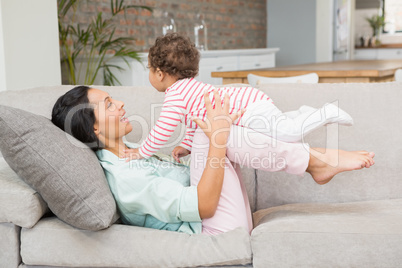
[192,90,244,219]
[196,138,227,218]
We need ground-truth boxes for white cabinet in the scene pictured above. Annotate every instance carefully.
[128,55,151,87]
[354,48,402,60]
[198,56,238,85]
[238,54,275,70]
[377,49,402,59]
[120,48,279,86]
[353,49,377,60]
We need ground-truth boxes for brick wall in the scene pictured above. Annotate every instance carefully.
[60,0,267,51]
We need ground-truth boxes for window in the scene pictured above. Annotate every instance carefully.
[383,0,402,33]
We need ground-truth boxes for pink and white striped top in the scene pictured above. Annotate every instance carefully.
[138,78,272,158]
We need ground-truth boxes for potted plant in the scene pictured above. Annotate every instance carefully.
[58,0,151,85]
[365,15,386,46]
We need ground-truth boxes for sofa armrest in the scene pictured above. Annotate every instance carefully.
[0,158,48,228]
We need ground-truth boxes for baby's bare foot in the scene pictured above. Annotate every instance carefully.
[306,148,375,185]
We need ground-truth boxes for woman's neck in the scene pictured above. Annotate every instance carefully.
[104,139,128,158]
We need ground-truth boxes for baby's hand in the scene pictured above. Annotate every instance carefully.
[123,148,144,162]
[172,146,190,163]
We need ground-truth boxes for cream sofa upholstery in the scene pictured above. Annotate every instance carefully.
[1,82,402,268]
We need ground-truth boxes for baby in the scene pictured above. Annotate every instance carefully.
[125,33,353,162]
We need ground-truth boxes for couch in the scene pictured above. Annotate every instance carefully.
[1,82,402,268]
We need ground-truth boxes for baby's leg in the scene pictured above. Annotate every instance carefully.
[247,102,353,143]
[283,105,316,119]
[190,130,253,235]
[225,125,375,185]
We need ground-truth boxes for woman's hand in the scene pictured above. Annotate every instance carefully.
[192,89,244,147]
[172,146,190,163]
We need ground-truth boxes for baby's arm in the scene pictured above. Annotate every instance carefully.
[180,128,195,152]
[171,127,195,162]
[172,146,190,163]
[138,99,186,158]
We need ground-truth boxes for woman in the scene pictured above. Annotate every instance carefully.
[51,86,375,235]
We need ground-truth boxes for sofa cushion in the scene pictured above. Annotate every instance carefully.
[251,199,402,267]
[21,217,252,267]
[0,158,48,228]
[0,223,21,268]
[0,105,118,230]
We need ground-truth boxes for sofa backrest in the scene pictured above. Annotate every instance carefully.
[254,82,402,209]
[1,82,400,212]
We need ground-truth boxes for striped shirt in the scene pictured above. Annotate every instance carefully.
[138,78,272,158]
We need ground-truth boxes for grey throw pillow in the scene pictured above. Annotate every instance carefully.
[0,105,118,230]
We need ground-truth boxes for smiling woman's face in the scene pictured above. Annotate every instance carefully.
[87,88,133,144]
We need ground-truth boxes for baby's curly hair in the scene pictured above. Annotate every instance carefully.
[148,33,200,79]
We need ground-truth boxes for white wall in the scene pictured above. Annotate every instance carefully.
[355,8,402,44]
[349,0,356,58]
[355,9,380,42]
[316,0,334,62]
[267,0,317,66]
[267,0,355,65]
[0,0,61,91]
[0,2,6,92]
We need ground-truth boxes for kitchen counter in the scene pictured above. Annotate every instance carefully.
[354,46,402,60]
[355,43,402,49]
[212,59,402,84]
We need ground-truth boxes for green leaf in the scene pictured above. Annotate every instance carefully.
[58,0,78,18]
[58,0,152,85]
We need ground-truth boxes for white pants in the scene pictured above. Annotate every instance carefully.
[238,100,349,143]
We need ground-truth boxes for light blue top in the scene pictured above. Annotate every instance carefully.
[96,142,202,234]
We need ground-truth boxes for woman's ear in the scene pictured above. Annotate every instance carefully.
[93,125,100,136]
[94,126,106,147]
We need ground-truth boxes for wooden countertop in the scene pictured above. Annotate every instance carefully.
[211,60,402,78]
[355,43,402,49]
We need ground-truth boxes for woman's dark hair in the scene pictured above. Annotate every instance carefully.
[148,33,200,79]
[51,85,102,151]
